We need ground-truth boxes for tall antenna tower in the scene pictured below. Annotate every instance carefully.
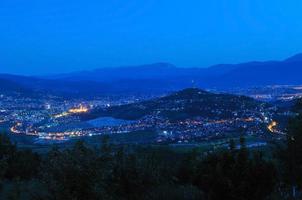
[191,79,197,88]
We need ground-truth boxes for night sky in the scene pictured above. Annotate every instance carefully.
[0,0,302,75]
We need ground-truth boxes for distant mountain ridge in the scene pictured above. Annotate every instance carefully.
[46,53,302,88]
[47,63,209,82]
[285,53,302,62]
[214,54,302,87]
[1,53,302,95]
[0,78,30,93]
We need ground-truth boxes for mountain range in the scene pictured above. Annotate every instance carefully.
[1,53,302,96]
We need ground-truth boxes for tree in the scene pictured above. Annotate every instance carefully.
[191,139,276,200]
[42,141,113,200]
[279,114,302,198]
[277,98,302,199]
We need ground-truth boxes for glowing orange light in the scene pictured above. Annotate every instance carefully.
[53,105,89,118]
[267,121,277,133]
[68,105,89,113]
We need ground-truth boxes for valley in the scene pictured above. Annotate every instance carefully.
[0,87,296,147]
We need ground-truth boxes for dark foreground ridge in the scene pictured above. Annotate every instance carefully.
[0,133,278,200]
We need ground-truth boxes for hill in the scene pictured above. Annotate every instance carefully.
[47,63,215,81]
[1,53,302,96]
[46,53,302,89]
[293,98,302,113]
[82,88,264,120]
[0,78,31,94]
[0,74,151,97]
[212,54,302,87]
[0,72,186,96]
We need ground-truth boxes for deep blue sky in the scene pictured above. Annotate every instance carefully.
[1,0,302,75]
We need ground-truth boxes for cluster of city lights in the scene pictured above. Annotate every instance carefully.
[10,122,22,134]
[53,105,89,118]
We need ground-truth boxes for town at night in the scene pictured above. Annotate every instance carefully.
[1,0,302,199]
